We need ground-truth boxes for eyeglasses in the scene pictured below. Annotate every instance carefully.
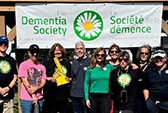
[140,52,148,55]
[96,54,105,57]
[110,51,119,54]
[30,51,39,55]
[119,59,128,62]
[55,53,61,54]
[0,42,8,46]
[76,48,84,50]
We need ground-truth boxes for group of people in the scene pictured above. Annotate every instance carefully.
[0,35,168,113]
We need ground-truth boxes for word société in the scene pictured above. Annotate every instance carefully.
[110,15,151,34]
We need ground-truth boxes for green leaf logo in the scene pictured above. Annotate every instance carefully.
[74,10,103,41]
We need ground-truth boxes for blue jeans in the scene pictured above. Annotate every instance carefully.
[20,99,43,113]
[137,99,141,113]
[146,97,168,113]
[71,97,87,113]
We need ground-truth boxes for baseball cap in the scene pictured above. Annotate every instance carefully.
[29,44,39,52]
[152,50,167,58]
[0,36,9,43]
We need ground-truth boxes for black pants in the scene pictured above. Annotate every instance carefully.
[114,110,134,113]
[89,93,111,113]
[42,100,68,113]
[146,96,168,113]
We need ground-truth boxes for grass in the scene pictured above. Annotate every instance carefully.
[14,93,19,113]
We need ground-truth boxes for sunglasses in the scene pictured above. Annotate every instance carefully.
[96,54,105,57]
[119,59,128,62]
[110,51,119,54]
[140,52,148,55]
[153,57,164,62]
[0,42,8,46]
[30,51,39,55]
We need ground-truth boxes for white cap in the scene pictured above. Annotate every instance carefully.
[152,50,167,58]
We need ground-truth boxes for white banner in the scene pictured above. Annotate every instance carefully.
[15,3,163,48]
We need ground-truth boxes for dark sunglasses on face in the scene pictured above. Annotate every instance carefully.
[30,51,39,55]
[111,51,119,54]
[140,52,148,55]
[119,59,128,62]
[153,57,164,62]
[96,54,105,57]
[0,42,8,46]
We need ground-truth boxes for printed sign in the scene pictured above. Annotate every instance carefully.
[15,3,163,48]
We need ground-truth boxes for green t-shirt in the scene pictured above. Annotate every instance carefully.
[84,64,116,100]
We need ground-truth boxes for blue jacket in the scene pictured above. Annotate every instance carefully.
[144,64,168,100]
[71,57,91,97]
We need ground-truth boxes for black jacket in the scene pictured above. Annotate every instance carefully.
[144,64,168,100]
[110,66,144,111]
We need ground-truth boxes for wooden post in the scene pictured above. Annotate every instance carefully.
[16,49,25,113]
[7,25,16,41]
[162,19,168,36]
[0,13,5,36]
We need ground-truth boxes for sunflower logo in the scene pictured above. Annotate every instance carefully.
[0,61,11,74]
[74,10,103,41]
[117,74,132,87]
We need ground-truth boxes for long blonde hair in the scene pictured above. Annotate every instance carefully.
[90,47,106,70]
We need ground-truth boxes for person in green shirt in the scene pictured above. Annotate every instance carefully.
[84,47,116,113]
